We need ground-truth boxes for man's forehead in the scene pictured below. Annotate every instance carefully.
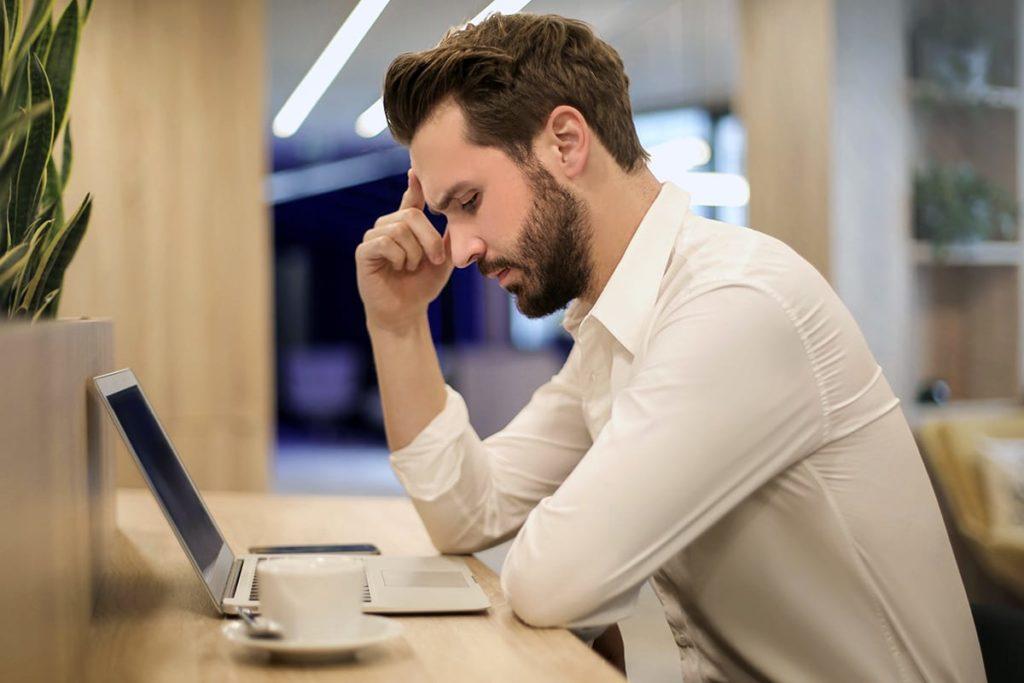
[410,154,473,214]
[410,123,472,206]
[408,101,522,209]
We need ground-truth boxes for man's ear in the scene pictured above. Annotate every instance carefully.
[540,105,590,180]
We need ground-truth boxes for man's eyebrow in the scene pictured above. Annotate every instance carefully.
[426,181,473,215]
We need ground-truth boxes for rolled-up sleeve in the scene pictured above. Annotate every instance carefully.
[500,285,827,629]
[389,346,593,554]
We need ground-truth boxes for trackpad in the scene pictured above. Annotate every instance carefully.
[382,570,469,588]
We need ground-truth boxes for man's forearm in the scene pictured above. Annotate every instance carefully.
[368,315,448,451]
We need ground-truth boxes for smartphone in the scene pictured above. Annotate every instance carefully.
[248,543,381,555]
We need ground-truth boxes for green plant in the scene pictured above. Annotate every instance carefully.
[913,0,988,52]
[914,164,1018,250]
[0,0,92,322]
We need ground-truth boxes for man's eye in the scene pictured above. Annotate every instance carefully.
[460,194,479,210]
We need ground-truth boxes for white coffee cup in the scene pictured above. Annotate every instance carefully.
[257,556,364,642]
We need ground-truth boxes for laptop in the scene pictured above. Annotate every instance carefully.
[92,368,490,616]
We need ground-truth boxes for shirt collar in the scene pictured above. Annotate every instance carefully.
[562,182,690,354]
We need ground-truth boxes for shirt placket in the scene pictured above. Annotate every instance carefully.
[578,322,614,439]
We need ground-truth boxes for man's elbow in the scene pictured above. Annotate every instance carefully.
[502,565,589,627]
[427,523,506,555]
[433,538,484,555]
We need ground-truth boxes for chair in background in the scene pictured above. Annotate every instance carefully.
[917,416,1024,603]
[918,416,1024,679]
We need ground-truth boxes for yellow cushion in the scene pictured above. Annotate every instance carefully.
[918,414,1024,599]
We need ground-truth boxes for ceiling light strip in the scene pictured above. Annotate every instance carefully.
[274,0,392,138]
[355,0,532,139]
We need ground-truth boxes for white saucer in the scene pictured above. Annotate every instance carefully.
[222,615,403,662]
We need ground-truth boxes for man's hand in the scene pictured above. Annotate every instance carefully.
[356,170,453,333]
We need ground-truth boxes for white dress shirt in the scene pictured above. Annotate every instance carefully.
[389,183,984,682]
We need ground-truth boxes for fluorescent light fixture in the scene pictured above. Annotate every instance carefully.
[355,0,532,139]
[466,0,534,21]
[274,0,392,138]
[648,136,712,174]
[648,136,748,207]
[671,172,750,207]
[355,99,386,139]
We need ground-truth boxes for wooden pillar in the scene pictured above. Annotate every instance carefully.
[737,0,833,277]
[61,0,272,490]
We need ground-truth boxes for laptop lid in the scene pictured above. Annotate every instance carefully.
[92,369,235,610]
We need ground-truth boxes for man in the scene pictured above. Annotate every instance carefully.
[354,12,984,682]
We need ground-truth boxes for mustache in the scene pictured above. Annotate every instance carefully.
[478,258,520,278]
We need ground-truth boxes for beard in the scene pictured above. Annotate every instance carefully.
[480,160,594,318]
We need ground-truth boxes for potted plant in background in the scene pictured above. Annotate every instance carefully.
[0,4,114,680]
[914,163,1018,256]
[911,0,994,91]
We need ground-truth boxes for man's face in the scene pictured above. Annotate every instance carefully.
[410,101,593,318]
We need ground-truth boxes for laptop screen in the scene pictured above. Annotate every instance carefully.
[104,382,235,602]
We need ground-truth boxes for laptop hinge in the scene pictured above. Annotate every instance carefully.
[222,558,244,602]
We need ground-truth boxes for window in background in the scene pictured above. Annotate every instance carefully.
[713,113,748,226]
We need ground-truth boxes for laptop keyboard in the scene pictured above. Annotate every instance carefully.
[249,562,371,603]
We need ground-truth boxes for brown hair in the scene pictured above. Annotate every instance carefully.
[382,13,649,172]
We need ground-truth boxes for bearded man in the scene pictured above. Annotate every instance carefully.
[354,12,984,683]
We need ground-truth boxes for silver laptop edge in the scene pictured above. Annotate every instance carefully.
[91,368,490,616]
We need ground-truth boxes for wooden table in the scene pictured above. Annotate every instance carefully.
[86,489,625,682]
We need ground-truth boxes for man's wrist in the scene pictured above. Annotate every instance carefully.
[366,313,430,340]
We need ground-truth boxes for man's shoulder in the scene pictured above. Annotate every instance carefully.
[664,214,822,304]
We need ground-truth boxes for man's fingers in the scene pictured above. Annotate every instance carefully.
[402,210,446,264]
[387,223,425,271]
[399,169,425,211]
[358,235,406,271]
[365,215,444,267]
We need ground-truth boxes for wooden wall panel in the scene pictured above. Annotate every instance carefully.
[737,0,833,277]
[916,266,1019,399]
[59,0,272,490]
[0,320,115,682]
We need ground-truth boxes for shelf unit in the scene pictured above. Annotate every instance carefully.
[910,79,1020,110]
[913,241,1023,267]
[909,0,1024,403]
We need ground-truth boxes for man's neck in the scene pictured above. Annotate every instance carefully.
[579,165,663,306]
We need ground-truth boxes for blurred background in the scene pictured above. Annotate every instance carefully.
[56,0,1024,679]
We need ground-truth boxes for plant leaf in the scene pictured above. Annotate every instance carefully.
[0,239,26,286]
[0,99,45,136]
[60,117,69,184]
[3,1,20,55]
[28,191,87,313]
[0,100,46,156]
[13,0,53,65]
[31,285,56,320]
[1,2,9,90]
[10,52,52,244]
[15,212,52,309]
[45,0,75,136]
[40,153,60,223]
[8,213,47,314]
[30,13,50,61]
[0,104,44,251]
[1,37,28,115]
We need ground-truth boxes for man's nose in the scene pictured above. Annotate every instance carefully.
[448,230,486,269]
